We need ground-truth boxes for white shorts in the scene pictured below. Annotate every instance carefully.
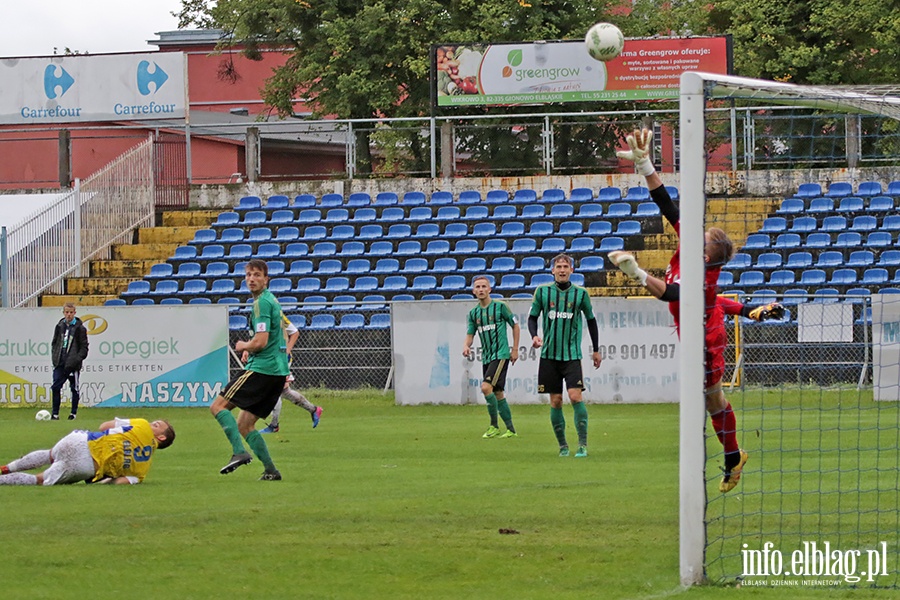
[44,431,96,486]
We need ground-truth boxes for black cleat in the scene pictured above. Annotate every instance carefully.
[260,469,282,481]
[219,452,253,475]
[68,414,77,421]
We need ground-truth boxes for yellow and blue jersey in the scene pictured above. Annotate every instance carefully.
[86,418,158,483]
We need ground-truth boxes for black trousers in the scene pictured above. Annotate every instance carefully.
[51,366,80,416]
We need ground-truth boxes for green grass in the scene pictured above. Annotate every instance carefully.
[0,391,895,599]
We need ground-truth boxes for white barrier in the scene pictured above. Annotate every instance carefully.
[393,297,679,405]
[0,306,229,408]
[872,294,900,401]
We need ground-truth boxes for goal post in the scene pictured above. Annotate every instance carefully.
[679,72,900,587]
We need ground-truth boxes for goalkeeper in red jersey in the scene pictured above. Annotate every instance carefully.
[608,128,784,492]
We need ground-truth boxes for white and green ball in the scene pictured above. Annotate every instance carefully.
[585,22,625,62]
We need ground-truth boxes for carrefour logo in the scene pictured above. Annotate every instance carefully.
[137,61,168,95]
[501,48,581,82]
[44,65,74,99]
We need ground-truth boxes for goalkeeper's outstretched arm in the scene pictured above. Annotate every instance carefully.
[616,128,678,227]
[718,295,785,321]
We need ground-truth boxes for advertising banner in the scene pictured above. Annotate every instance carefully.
[393,297,679,405]
[0,52,186,124]
[434,37,730,106]
[0,306,229,408]
[871,294,900,401]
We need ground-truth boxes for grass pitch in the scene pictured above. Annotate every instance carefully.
[0,391,892,599]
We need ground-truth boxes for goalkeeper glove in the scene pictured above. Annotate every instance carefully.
[609,251,648,285]
[616,128,655,177]
[748,302,785,321]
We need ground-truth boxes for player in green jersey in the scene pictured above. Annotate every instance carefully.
[528,254,602,457]
[463,276,521,439]
[210,259,289,481]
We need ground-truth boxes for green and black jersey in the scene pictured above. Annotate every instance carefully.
[466,300,518,363]
[529,283,594,361]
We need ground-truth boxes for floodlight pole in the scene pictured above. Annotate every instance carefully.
[678,71,708,587]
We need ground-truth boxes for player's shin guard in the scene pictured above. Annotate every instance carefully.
[6,450,52,472]
[551,406,567,447]
[484,393,499,427]
[497,398,515,432]
[0,472,38,485]
[572,401,588,447]
[215,410,248,455]
[710,402,739,454]
[245,430,276,472]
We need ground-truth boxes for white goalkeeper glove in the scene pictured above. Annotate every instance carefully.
[616,128,655,177]
[608,251,648,286]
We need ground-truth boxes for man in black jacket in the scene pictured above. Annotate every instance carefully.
[50,303,89,421]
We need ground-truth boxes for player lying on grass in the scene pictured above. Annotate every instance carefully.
[0,417,175,486]
[610,127,783,492]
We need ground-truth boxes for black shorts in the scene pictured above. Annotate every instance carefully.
[221,371,287,418]
[482,359,510,392]
[537,358,584,394]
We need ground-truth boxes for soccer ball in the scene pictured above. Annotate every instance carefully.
[35,409,51,421]
[585,22,625,62]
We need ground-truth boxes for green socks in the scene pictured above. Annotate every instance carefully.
[497,398,515,433]
[572,401,588,447]
[215,410,247,455]
[551,406,567,447]
[245,430,276,472]
[484,393,499,428]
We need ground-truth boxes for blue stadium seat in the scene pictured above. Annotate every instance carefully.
[844,288,871,303]
[538,238,566,254]
[358,224,384,240]
[867,196,894,212]
[275,226,300,242]
[292,194,317,209]
[301,226,327,241]
[828,269,857,285]
[743,234,770,249]
[808,198,835,213]
[634,202,660,217]
[569,237,594,253]
[785,252,813,269]
[345,259,371,274]
[386,224,413,239]
[308,314,336,330]
[451,239,480,255]
[755,253,783,270]
[207,279,236,296]
[862,268,889,285]
[229,315,249,330]
[460,257,487,272]
[146,263,174,279]
[569,188,595,203]
[315,259,342,275]
[269,209,294,225]
[597,187,621,202]
[513,189,539,203]
[323,208,349,223]
[615,220,641,236]
[521,204,546,219]
[724,253,752,270]
[323,277,350,293]
[458,190,482,204]
[833,231,862,248]
[857,181,883,197]
[241,210,267,226]
[624,186,650,201]
[402,191,426,206]
[188,228,217,246]
[437,223,465,238]
[530,273,554,287]
[759,217,787,234]
[235,196,262,212]
[867,231,893,247]
[198,245,225,261]
[296,209,322,224]
[218,228,244,244]
[429,191,453,205]
[366,314,391,329]
[212,211,240,228]
[734,271,764,287]
[520,256,545,272]
[776,198,805,214]
[401,258,429,274]
[264,277,291,295]
[558,221,583,237]
[883,215,900,231]
[782,288,809,305]
[284,242,309,258]
[365,241,393,256]
[586,221,613,236]
[482,239,509,254]
[825,182,853,198]
[606,203,632,218]
[265,260,285,276]
[411,275,437,291]
[850,215,878,232]
[424,240,451,255]
[799,269,827,286]
[836,197,864,212]
[796,182,822,198]
[247,227,272,243]
[350,208,377,223]
[773,233,801,249]
[717,271,734,287]
[131,298,155,306]
[789,216,817,233]
[379,207,406,223]
[597,236,624,252]
[408,206,433,221]
[122,280,152,296]
[815,251,844,268]
[373,192,398,206]
[490,257,517,272]
[580,256,604,271]
[351,277,380,293]
[343,194,368,208]
[491,205,518,221]
[438,275,467,291]
[396,240,421,255]
[528,221,554,237]
[548,204,575,219]
[485,190,509,204]
[498,222,526,237]
[510,238,537,254]
[338,241,366,257]
[254,243,281,259]
[821,215,847,232]
[847,250,874,267]
[436,206,461,221]
[576,203,603,219]
[746,289,777,306]
[319,193,342,208]
[497,274,526,290]
[296,296,326,312]
[159,298,183,305]
[472,222,497,237]
[805,232,831,248]
[413,223,441,239]
[665,186,680,200]
[433,257,458,272]
[229,261,249,277]
[105,298,127,306]
[335,313,366,329]
[266,195,290,210]
[812,288,841,303]
[359,294,387,310]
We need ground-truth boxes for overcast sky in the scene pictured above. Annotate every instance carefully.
[3,1,184,58]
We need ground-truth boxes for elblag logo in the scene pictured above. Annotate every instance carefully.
[43,65,74,99]
[137,61,168,95]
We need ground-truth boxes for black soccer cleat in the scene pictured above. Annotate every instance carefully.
[219,452,253,475]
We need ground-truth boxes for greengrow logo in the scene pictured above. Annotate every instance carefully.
[44,65,74,99]
[137,61,168,95]
[501,49,581,81]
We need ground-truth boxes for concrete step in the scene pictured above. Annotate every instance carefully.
[90,259,159,278]
[138,226,202,245]
[66,277,132,295]
[111,243,180,260]
[162,210,220,227]
[41,294,117,307]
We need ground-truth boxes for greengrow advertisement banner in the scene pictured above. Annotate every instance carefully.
[434,37,730,106]
[0,306,229,408]
[392,297,679,405]
[0,52,186,124]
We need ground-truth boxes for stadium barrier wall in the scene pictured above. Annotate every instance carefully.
[0,306,229,408]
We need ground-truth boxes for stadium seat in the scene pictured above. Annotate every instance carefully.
[359,294,387,310]
[207,279,236,296]
[235,196,262,212]
[339,241,366,257]
[433,257,458,272]
[461,205,489,221]
[538,238,566,254]
[424,240,452,255]
[460,257,487,272]
[783,252,813,271]
[335,313,366,329]
[345,259,371,274]
[247,227,272,243]
[849,215,878,232]
[366,241,393,256]
[624,186,650,201]
[301,226,327,242]
[229,261,249,277]
[576,203,603,219]
[867,231,893,247]
[274,226,300,242]
[717,271,733,287]
[883,215,900,231]
[350,208,377,223]
[812,288,841,303]
[296,209,322,225]
[520,256,545,272]
[413,223,441,238]
[306,242,335,258]
[173,262,202,279]
[358,224,384,240]
[498,222,526,237]
[548,204,575,219]
[887,181,900,196]
[373,192,398,206]
[586,221,613,236]
[429,191,453,205]
[844,288,871,303]
[825,182,853,198]
[773,233,801,249]
[569,237,594,253]
[157,298,182,305]
[863,268,889,285]
[452,239,480,255]
[490,257,517,272]
[796,182,822,198]
[615,220,641,236]
[734,271,765,287]
[264,260,285,276]
[229,315,249,330]
[497,274,526,290]
[266,195,290,210]
[386,224,413,239]
[366,314,391,329]
[805,232,831,248]
[743,234,770,249]
[634,202,660,217]
[597,187,621,202]
[768,269,797,286]
[857,181,883,197]
[331,225,356,241]
[521,204,546,220]
[597,236,625,252]
[821,215,847,232]
[439,223,466,238]
[146,263,174,279]
[130,298,155,306]
[297,296,327,312]
[402,191,426,206]
[284,242,310,258]
[266,277,292,295]
[580,256,604,271]
[815,251,844,268]
[105,298,127,306]
[539,189,564,203]
[351,277,380,293]
[606,203,632,218]
[472,222,497,237]
[833,232,862,248]
[319,193,342,208]
[789,216,817,233]
[438,275,466,291]
[379,207,406,223]
[782,288,809,306]
[527,221,554,237]
[485,190,509,204]
[401,258,429,273]
[665,186,680,200]
[373,258,400,274]
[269,209,294,225]
[502,188,535,205]
[329,296,357,312]
[799,269,827,286]
[570,188,595,203]
[188,229,217,246]
[510,238,537,254]
[530,273,554,287]
[569,273,585,286]
[724,253,752,270]
[836,197,864,212]
[295,277,322,293]
[408,207,433,222]
[491,205,518,221]
[292,194,316,209]
[558,221,583,236]
[828,268,857,286]
[411,275,437,291]
[759,217,787,233]
[197,245,226,261]
[877,251,900,267]
[241,210,266,226]
[746,289,777,306]
[308,314,336,330]
[322,276,350,293]
[867,196,894,212]
[776,198,805,214]
[807,198,835,213]
[755,253,783,270]
[123,280,152,296]
[211,211,240,228]
[847,250,875,267]
[218,228,244,244]
[457,190,481,204]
